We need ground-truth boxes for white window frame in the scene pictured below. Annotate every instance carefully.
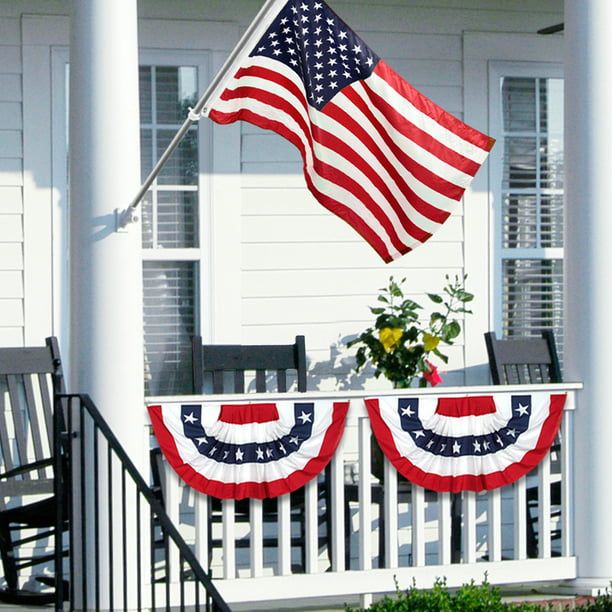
[488,61,564,336]
[462,32,563,384]
[138,50,213,347]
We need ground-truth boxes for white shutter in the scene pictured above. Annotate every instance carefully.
[499,76,564,355]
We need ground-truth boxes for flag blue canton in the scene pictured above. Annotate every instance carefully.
[397,396,532,458]
[251,0,380,110]
[180,402,315,465]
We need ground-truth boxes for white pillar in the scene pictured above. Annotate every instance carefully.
[69,1,146,608]
[564,0,612,591]
[69,0,144,459]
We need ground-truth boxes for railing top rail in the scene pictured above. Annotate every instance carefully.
[147,381,582,406]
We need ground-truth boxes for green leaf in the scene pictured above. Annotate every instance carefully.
[427,293,444,304]
[443,320,461,341]
[370,307,385,315]
[433,347,449,363]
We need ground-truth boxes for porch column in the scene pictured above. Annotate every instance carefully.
[69,0,146,608]
[564,0,612,590]
[69,1,144,459]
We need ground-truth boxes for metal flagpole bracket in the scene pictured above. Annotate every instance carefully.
[187,106,205,122]
[115,206,139,232]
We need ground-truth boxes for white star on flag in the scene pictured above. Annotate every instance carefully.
[515,403,530,416]
[235,448,244,462]
[183,412,197,424]
[298,411,313,424]
[452,441,461,454]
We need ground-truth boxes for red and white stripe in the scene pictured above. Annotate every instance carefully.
[206,56,493,262]
[366,392,565,492]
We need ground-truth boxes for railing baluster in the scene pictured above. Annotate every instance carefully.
[68,398,76,607]
[514,476,527,559]
[107,440,114,609]
[330,443,345,572]
[250,498,263,577]
[357,415,373,610]
[136,491,142,611]
[488,488,502,561]
[463,491,477,563]
[222,500,236,579]
[93,428,100,611]
[179,551,185,611]
[150,504,156,611]
[305,478,319,574]
[561,411,573,556]
[195,493,210,573]
[164,465,181,585]
[122,467,128,610]
[538,452,552,558]
[438,492,452,565]
[358,416,372,572]
[81,409,89,608]
[383,456,398,569]
[277,494,291,575]
[412,484,425,566]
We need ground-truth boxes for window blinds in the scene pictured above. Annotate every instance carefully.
[140,65,200,396]
[500,76,564,354]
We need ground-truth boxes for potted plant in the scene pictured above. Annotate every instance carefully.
[348,275,474,388]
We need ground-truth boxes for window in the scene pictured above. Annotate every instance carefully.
[140,65,202,396]
[495,70,564,352]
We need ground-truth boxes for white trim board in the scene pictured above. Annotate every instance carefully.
[22,15,240,50]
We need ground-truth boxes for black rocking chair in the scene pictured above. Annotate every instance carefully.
[0,337,68,604]
[484,330,562,558]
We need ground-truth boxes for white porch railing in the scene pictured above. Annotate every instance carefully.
[149,383,580,610]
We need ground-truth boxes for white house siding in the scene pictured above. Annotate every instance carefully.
[0,1,563,392]
[0,17,24,346]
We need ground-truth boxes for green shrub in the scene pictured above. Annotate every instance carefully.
[345,578,612,611]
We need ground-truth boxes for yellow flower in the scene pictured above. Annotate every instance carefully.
[379,327,403,352]
[423,333,440,352]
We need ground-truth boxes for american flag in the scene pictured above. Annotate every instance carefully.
[204,0,494,262]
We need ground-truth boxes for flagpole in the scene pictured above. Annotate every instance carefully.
[117,0,285,229]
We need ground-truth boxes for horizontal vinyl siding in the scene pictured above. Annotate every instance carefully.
[0,23,24,347]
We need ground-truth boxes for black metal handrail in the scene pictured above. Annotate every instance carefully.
[54,393,230,611]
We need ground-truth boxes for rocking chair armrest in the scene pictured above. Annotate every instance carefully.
[0,458,54,481]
